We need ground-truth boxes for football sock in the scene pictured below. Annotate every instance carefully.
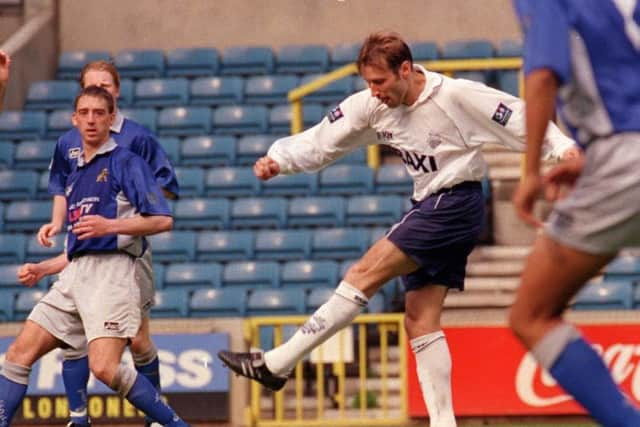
[133,346,162,426]
[0,361,31,427]
[411,331,456,427]
[264,281,367,376]
[62,356,91,426]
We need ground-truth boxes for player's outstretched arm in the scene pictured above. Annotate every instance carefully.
[0,50,10,112]
[72,214,172,240]
[17,253,69,287]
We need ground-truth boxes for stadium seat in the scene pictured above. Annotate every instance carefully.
[235,135,274,166]
[157,137,180,165]
[213,105,269,135]
[0,265,28,291]
[114,49,166,79]
[220,46,275,76]
[334,148,367,165]
[246,288,305,316]
[25,232,64,263]
[409,41,439,61]
[604,255,640,282]
[152,263,165,289]
[46,109,73,139]
[442,40,494,59]
[318,164,374,195]
[134,78,189,107]
[275,44,329,74]
[120,108,157,132]
[0,234,26,263]
[36,170,50,198]
[0,111,47,140]
[231,197,287,229]
[152,289,189,318]
[56,50,111,79]
[452,70,490,84]
[299,74,351,104]
[281,260,338,289]
[173,197,229,230]
[287,196,345,227]
[311,228,369,260]
[222,261,279,289]
[0,290,14,321]
[261,173,317,197]
[346,195,404,226]
[204,167,258,196]
[196,230,254,262]
[573,280,633,310]
[375,164,412,195]
[306,287,335,312]
[166,47,220,77]
[0,141,14,168]
[5,200,52,231]
[180,135,236,166]
[14,140,56,169]
[497,70,519,97]
[189,287,246,317]
[14,289,47,320]
[174,167,204,197]
[189,76,244,106]
[496,40,523,57]
[254,229,311,261]
[24,80,80,111]
[164,262,222,291]
[352,75,368,92]
[330,42,361,68]
[244,75,299,105]
[118,78,135,108]
[147,231,196,262]
[0,170,39,200]
[157,106,212,137]
[369,227,389,245]
[268,103,324,134]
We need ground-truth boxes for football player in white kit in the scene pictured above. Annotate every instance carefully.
[219,31,577,427]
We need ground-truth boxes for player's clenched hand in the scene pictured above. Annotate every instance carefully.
[72,215,114,240]
[0,50,10,84]
[513,174,544,228]
[253,156,280,180]
[543,156,585,202]
[18,263,45,287]
[37,222,61,247]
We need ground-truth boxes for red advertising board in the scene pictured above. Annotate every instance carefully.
[407,324,640,416]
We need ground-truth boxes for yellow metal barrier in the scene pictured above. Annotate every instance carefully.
[243,313,407,427]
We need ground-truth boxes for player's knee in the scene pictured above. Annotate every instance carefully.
[89,359,118,385]
[344,262,384,295]
[129,333,152,354]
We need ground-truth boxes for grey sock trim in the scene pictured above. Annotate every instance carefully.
[1,360,31,385]
[132,345,158,366]
[531,323,581,370]
[110,366,138,397]
[410,330,445,354]
[335,281,369,307]
[62,347,88,360]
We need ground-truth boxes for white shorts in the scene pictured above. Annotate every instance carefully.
[545,133,640,254]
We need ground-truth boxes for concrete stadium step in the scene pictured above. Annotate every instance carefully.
[469,245,530,261]
[466,260,524,276]
[464,277,520,292]
[445,291,514,308]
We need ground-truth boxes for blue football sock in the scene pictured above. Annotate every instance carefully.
[126,374,188,427]
[0,374,28,427]
[550,337,640,427]
[62,357,90,426]
[136,356,161,424]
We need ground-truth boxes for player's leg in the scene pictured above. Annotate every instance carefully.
[61,347,91,427]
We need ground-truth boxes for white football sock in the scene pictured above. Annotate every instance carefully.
[411,331,456,427]
[264,281,367,376]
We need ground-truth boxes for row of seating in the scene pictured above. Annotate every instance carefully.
[55,40,522,80]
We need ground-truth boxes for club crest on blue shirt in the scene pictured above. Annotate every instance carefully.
[96,168,109,183]
[327,106,344,123]
[492,102,513,126]
[68,147,81,159]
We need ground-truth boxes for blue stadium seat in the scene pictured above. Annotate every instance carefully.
[204,167,258,196]
[0,170,38,200]
[276,44,329,74]
[213,105,268,135]
[496,40,523,57]
[299,74,351,104]
[573,280,633,310]
[166,47,220,77]
[157,107,212,137]
[311,228,369,260]
[281,260,338,289]
[306,287,335,312]
[152,289,189,318]
[152,263,165,289]
[346,195,403,226]
[14,289,47,320]
[235,135,274,166]
[25,233,65,262]
[118,78,135,108]
[452,70,490,85]
[114,49,166,79]
[318,164,374,195]
[222,261,279,289]
[5,200,52,231]
[56,50,111,79]
[173,198,229,230]
[352,75,367,92]
[497,70,519,97]
[0,141,14,168]
[375,164,412,195]
[24,81,80,111]
[147,231,196,262]
[261,173,317,197]
[120,108,157,132]
[254,229,311,261]
[246,288,305,316]
[442,40,494,59]
[287,196,345,227]
[14,140,56,169]
[180,135,236,166]
[604,255,640,282]
[231,197,287,229]
[46,109,73,139]
[0,290,14,321]
[157,137,180,165]
[174,167,204,197]
[0,265,30,291]
[0,234,26,263]
[196,230,254,262]
[369,227,389,245]
[334,148,367,165]
[134,78,189,107]
[330,42,361,68]
[164,262,222,291]
[189,287,247,317]
[268,103,324,134]
[409,41,439,61]
[189,76,244,106]
[244,75,299,105]
[0,111,47,140]
[37,170,50,198]
[220,46,275,76]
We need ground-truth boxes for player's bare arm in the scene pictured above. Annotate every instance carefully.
[38,195,68,247]
[253,156,280,180]
[72,213,172,240]
[17,254,69,287]
[0,50,10,112]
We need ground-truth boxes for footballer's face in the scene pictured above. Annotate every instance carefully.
[361,60,411,108]
[72,95,115,147]
[82,70,120,107]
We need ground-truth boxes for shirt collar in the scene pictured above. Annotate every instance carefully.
[111,109,124,133]
[77,138,118,167]
[412,64,443,106]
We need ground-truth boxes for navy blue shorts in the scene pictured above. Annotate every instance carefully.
[386,181,485,291]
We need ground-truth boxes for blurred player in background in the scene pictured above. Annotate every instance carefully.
[18,60,179,427]
[510,1,640,426]
[219,31,577,427]
[0,50,10,111]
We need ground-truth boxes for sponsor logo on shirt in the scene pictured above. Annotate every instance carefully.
[399,149,438,173]
[376,130,393,141]
[492,102,513,126]
[96,168,109,183]
[68,148,81,159]
[327,106,344,123]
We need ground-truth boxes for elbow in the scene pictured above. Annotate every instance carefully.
[158,216,173,233]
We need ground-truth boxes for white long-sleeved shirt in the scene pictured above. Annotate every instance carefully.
[268,65,575,201]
